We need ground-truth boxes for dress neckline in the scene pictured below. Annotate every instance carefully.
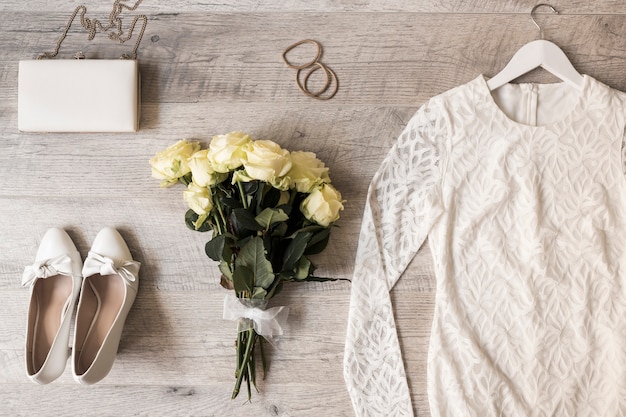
[477,74,591,131]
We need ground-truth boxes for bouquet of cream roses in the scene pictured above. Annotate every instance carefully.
[150,132,344,400]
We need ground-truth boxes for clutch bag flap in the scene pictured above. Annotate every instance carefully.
[18,60,139,133]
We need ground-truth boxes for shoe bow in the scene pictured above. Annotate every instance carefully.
[22,254,74,287]
[83,251,140,284]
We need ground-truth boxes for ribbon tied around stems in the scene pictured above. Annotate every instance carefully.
[222,294,289,344]
[22,254,74,287]
[82,251,140,283]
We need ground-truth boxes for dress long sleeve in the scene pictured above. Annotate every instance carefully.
[344,99,448,417]
[346,74,626,417]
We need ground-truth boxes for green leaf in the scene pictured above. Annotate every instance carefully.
[267,280,283,299]
[251,287,267,300]
[308,228,331,246]
[235,237,275,290]
[304,228,331,255]
[234,235,253,250]
[255,208,289,230]
[219,260,233,280]
[294,256,312,280]
[233,265,254,295]
[220,196,243,209]
[231,208,264,235]
[278,203,292,216]
[272,222,288,237]
[289,224,325,237]
[262,186,281,209]
[205,234,226,261]
[185,209,212,232]
[242,181,259,194]
[255,183,266,213]
[282,232,312,272]
[184,210,196,230]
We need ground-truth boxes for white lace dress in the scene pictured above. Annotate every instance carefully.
[344,75,626,417]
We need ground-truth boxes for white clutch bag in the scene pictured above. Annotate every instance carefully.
[18,59,140,133]
[17,1,147,133]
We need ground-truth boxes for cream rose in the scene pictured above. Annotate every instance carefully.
[207,131,251,173]
[241,140,293,190]
[183,182,213,216]
[188,149,227,187]
[150,139,200,187]
[300,184,344,227]
[287,151,331,193]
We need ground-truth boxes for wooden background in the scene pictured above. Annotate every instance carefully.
[2,1,626,416]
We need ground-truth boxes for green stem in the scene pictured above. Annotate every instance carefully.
[288,188,298,205]
[210,188,228,234]
[235,330,243,378]
[232,328,256,400]
[245,363,252,401]
[216,201,228,232]
[249,336,258,391]
[180,173,192,186]
[259,336,267,380]
[237,181,249,209]
[212,213,223,235]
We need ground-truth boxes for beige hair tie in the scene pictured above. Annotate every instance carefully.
[282,39,338,100]
[282,39,322,70]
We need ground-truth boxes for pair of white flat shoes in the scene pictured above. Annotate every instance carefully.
[22,227,140,385]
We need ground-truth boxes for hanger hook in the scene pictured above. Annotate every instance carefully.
[530,3,558,39]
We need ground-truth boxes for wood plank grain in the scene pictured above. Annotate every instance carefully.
[3,2,625,417]
[0,195,436,291]
[0,104,413,197]
[0,288,434,415]
[2,13,626,106]
[0,384,356,417]
[3,14,626,197]
[0,289,352,382]
[1,0,626,13]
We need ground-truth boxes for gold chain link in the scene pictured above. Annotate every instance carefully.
[38,0,147,60]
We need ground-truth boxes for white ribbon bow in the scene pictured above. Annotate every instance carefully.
[82,251,140,283]
[223,294,289,342]
[22,254,74,287]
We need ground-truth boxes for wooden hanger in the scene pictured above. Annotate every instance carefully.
[487,4,584,91]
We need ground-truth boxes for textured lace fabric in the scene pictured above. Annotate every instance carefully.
[344,75,626,417]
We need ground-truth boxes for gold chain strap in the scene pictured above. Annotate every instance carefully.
[38,0,148,60]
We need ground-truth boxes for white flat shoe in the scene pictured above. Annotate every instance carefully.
[23,228,82,384]
[72,227,140,385]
